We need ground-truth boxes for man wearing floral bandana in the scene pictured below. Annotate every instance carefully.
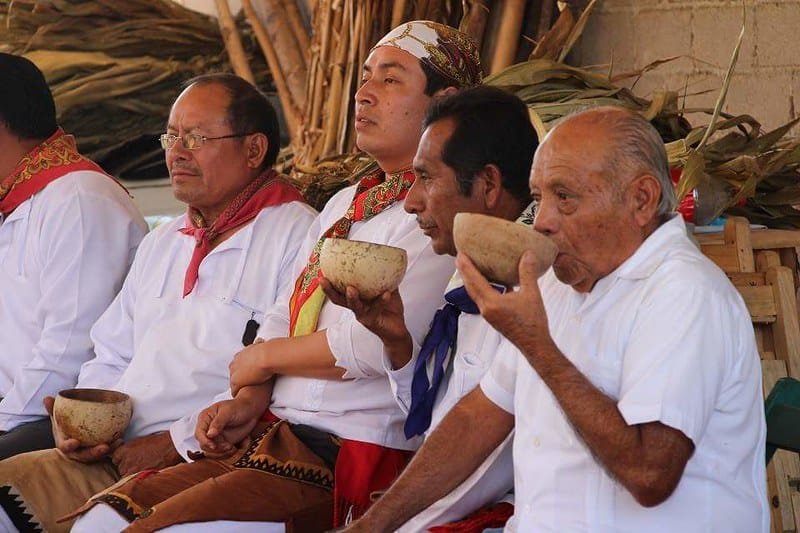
[69,20,482,533]
[0,54,147,459]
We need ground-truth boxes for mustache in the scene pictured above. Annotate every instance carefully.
[170,163,199,174]
[415,217,435,229]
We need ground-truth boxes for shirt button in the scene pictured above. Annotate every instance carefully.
[532,436,540,448]
[524,504,532,513]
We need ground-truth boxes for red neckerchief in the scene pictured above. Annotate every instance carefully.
[287,168,415,336]
[178,169,305,296]
[0,128,120,217]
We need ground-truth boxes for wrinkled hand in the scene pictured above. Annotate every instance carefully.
[458,250,554,355]
[320,278,410,346]
[229,338,274,396]
[45,396,119,463]
[110,432,183,476]
[194,397,262,459]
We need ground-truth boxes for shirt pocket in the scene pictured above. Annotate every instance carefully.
[587,352,623,400]
[453,350,491,396]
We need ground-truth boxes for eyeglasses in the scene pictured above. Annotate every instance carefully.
[159,132,253,151]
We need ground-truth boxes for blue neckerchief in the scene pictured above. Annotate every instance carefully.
[404,284,503,438]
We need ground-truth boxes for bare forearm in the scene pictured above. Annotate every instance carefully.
[518,338,691,505]
[235,382,274,411]
[355,389,514,531]
[262,333,345,380]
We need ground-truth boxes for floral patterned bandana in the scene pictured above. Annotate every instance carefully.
[372,20,482,89]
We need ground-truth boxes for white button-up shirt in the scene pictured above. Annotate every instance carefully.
[0,171,147,431]
[262,183,456,450]
[387,296,514,531]
[76,202,316,459]
[482,215,769,532]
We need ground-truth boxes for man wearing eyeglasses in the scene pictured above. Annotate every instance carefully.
[66,21,482,533]
[0,54,147,459]
[0,73,316,533]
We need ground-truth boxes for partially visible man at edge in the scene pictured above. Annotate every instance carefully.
[344,106,769,532]
[68,20,482,533]
[324,85,537,531]
[0,53,147,459]
[0,73,316,533]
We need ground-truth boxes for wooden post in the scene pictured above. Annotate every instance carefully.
[254,0,309,110]
[281,0,311,56]
[214,0,255,84]
[242,0,300,140]
[390,0,408,28]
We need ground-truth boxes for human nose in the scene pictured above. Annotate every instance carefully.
[165,137,191,165]
[404,178,423,214]
[532,199,557,236]
[355,79,375,106]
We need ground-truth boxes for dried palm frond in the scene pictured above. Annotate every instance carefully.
[290,153,377,211]
[1,0,271,180]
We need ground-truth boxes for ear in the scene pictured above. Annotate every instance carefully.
[476,164,504,210]
[626,174,661,227]
[432,85,459,98]
[246,133,269,169]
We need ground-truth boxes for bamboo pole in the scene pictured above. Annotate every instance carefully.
[488,0,526,74]
[252,0,308,109]
[337,0,363,152]
[213,0,255,84]
[322,0,351,155]
[280,0,311,60]
[414,0,431,20]
[309,0,331,135]
[390,0,408,28]
[242,0,299,139]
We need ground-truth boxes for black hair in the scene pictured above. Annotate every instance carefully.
[422,85,538,204]
[0,53,58,140]
[420,61,456,96]
[182,73,280,168]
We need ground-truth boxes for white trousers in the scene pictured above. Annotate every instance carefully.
[70,503,286,533]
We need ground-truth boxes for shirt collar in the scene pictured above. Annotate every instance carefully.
[595,215,687,290]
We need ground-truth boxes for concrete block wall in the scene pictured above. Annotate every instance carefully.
[571,0,800,133]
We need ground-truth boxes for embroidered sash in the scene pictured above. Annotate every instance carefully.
[0,128,115,217]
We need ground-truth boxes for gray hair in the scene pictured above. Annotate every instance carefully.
[549,106,677,219]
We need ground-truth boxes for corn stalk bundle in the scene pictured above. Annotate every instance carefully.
[670,116,800,228]
[487,57,800,228]
[1,0,271,180]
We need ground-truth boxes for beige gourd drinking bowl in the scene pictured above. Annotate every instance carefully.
[53,388,133,446]
[320,238,408,300]
[453,212,557,286]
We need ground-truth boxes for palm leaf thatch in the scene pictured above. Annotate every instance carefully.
[1,0,271,180]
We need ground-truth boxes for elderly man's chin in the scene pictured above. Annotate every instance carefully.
[552,260,592,292]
